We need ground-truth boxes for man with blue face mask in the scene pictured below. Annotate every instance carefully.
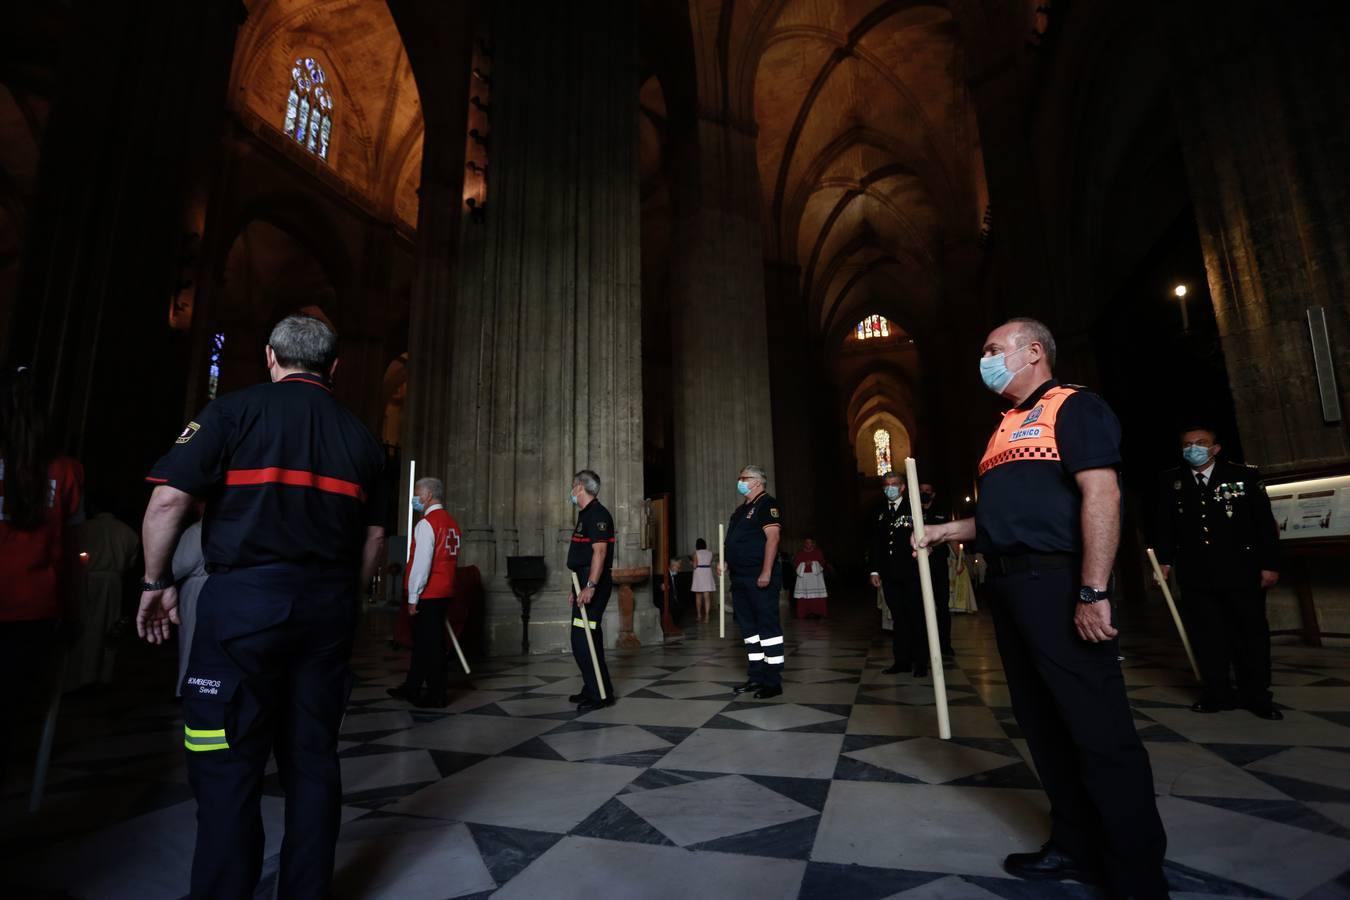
[867,472,929,676]
[915,318,1167,898]
[721,465,785,699]
[1153,426,1281,719]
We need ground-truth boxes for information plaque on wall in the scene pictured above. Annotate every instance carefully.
[1266,474,1350,540]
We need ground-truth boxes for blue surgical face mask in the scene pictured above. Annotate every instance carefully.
[411,496,425,513]
[1182,444,1212,468]
[569,489,580,506]
[883,485,901,501]
[737,480,751,496]
[979,345,1030,394]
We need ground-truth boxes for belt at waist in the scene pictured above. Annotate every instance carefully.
[696,565,711,569]
[987,552,1078,576]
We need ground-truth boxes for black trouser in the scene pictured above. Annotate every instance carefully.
[182,565,356,900]
[731,573,784,687]
[930,558,953,654]
[0,618,58,785]
[403,597,449,700]
[1179,584,1272,707]
[570,576,614,702]
[991,564,1167,899]
[881,575,927,667]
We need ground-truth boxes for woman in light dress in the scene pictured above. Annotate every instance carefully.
[689,538,716,623]
[948,542,978,614]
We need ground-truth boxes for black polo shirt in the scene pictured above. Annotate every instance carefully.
[567,499,616,578]
[725,492,782,577]
[975,379,1121,556]
[147,372,385,572]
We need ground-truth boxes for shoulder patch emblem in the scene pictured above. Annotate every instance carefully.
[597,520,608,532]
[769,508,780,518]
[176,421,200,444]
[1021,406,1044,426]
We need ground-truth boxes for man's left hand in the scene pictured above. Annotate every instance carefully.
[1260,569,1279,589]
[1074,600,1118,643]
[756,573,771,588]
[578,586,596,606]
[409,603,419,617]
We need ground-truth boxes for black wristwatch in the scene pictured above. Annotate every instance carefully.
[1078,586,1109,604]
[585,580,597,589]
[141,578,174,592]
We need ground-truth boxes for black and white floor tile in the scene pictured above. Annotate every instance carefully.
[3,598,1350,899]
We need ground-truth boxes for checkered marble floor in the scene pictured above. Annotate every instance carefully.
[4,598,1350,900]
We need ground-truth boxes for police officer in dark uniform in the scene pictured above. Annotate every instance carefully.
[136,314,386,900]
[722,464,785,699]
[917,318,1167,898]
[867,472,929,677]
[1154,425,1281,719]
[567,469,617,713]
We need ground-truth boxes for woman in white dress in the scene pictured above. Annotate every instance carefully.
[689,538,716,623]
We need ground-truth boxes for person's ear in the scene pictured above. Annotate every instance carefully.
[1211,442,1221,458]
[328,357,341,380]
[265,345,277,370]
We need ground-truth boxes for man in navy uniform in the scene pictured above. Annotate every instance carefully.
[722,464,785,699]
[1154,425,1282,719]
[867,471,929,677]
[917,318,1166,898]
[567,469,617,712]
[136,314,386,899]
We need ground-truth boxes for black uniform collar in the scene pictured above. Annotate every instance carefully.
[1015,378,1059,412]
[281,372,333,392]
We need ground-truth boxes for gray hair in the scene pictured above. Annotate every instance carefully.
[414,477,445,501]
[268,314,338,373]
[1006,317,1056,368]
[881,470,902,483]
[740,464,768,486]
[573,469,601,496]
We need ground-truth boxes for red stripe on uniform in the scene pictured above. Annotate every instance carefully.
[225,467,366,501]
[145,476,169,484]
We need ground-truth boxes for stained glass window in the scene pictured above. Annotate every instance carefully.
[208,332,225,400]
[282,57,334,162]
[874,428,892,476]
[856,315,891,340]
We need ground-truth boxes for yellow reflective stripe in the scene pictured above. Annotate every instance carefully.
[184,740,230,752]
[184,726,226,738]
[571,617,597,629]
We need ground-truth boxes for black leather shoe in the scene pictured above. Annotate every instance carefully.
[733,681,764,694]
[753,685,783,700]
[912,665,929,679]
[386,685,416,701]
[568,693,586,703]
[1247,704,1284,721]
[1191,699,1237,713]
[882,662,910,675]
[1002,845,1096,882]
[577,697,612,713]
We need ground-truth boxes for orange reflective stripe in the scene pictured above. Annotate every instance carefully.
[978,386,1077,476]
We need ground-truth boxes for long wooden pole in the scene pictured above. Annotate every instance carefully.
[570,571,607,700]
[405,458,417,566]
[718,524,726,639]
[444,619,471,674]
[1146,548,1201,682]
[905,457,951,740]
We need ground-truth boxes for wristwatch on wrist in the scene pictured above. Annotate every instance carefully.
[1078,586,1109,604]
[585,580,597,589]
[141,578,174,593]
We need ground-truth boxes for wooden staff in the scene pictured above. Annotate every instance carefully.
[718,523,726,639]
[405,458,417,566]
[905,457,951,740]
[1146,548,1201,682]
[444,618,471,674]
[570,571,606,700]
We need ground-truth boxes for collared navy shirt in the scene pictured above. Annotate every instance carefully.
[147,372,386,572]
[975,379,1121,556]
[725,492,782,577]
[568,499,616,579]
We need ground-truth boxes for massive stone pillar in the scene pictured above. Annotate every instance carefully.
[1166,2,1350,472]
[444,1,652,654]
[669,116,777,552]
[764,260,817,544]
[7,1,242,521]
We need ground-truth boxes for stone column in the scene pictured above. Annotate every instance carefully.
[1166,2,1350,472]
[764,259,819,543]
[444,1,653,654]
[669,115,777,552]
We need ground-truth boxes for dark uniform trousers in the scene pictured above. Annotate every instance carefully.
[731,573,784,687]
[571,576,615,702]
[405,596,450,701]
[880,575,928,667]
[931,560,953,655]
[990,564,1168,899]
[182,565,356,900]
[1180,584,1272,707]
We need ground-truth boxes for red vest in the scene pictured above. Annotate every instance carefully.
[405,506,461,599]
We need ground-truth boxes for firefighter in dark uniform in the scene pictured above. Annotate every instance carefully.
[867,472,929,677]
[916,319,1167,899]
[135,315,386,900]
[1154,425,1281,719]
[920,482,956,659]
[722,464,784,699]
[567,469,617,713]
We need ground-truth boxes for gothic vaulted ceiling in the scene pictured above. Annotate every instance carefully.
[741,0,988,342]
[232,0,423,230]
